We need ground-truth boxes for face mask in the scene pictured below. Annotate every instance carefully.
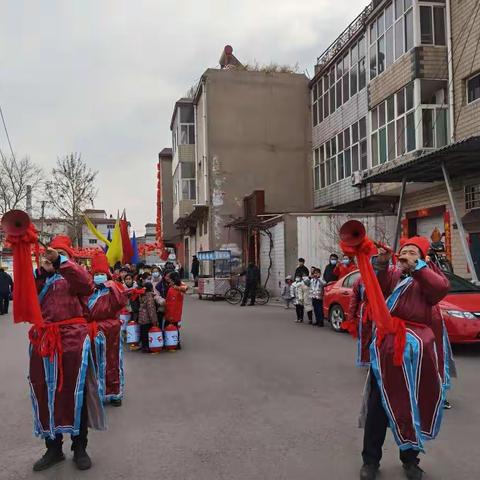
[295,277,301,282]
[330,259,337,265]
[152,271,160,278]
[342,259,350,265]
[94,274,108,285]
[139,269,144,275]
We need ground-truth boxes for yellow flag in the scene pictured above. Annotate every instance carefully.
[84,215,111,246]
[106,218,123,267]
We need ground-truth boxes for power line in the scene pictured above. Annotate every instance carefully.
[0,105,16,161]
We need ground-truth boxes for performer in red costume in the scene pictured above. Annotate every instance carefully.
[359,236,450,480]
[334,254,357,278]
[164,271,188,348]
[87,252,128,407]
[30,235,106,472]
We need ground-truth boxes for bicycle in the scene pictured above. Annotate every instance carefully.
[224,277,270,305]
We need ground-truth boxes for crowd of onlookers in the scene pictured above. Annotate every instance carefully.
[281,255,356,325]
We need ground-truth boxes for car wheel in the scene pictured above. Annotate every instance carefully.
[329,304,345,332]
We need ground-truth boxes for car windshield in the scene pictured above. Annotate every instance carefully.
[446,273,480,293]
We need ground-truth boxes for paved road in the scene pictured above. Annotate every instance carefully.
[0,297,479,480]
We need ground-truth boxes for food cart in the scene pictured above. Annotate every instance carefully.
[197,250,232,300]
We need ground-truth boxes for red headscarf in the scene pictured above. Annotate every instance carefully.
[49,235,75,258]
[399,236,430,258]
[91,251,110,275]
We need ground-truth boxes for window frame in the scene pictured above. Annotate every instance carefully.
[466,72,480,105]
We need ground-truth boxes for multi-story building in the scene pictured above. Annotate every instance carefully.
[80,209,116,248]
[311,0,480,279]
[171,46,313,271]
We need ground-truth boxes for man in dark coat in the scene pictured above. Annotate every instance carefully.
[240,262,261,306]
[0,267,13,315]
[191,255,200,287]
[294,258,309,279]
[323,254,339,283]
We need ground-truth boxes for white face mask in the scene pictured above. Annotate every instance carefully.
[94,274,108,285]
[330,259,337,265]
[342,259,350,265]
[152,271,160,278]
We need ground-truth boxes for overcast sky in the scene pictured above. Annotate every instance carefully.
[1,0,367,234]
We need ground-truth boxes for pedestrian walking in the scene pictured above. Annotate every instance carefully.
[240,261,260,306]
[323,253,339,283]
[0,267,13,315]
[310,268,326,326]
[281,276,294,309]
[294,258,309,280]
[30,235,105,471]
[191,255,200,287]
[87,252,128,406]
[138,282,158,353]
[359,237,451,480]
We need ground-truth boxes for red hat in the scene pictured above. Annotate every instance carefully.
[49,235,75,258]
[399,236,430,258]
[91,251,110,275]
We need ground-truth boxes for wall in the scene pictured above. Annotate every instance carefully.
[198,68,312,257]
[259,222,285,297]
[451,0,480,139]
[159,157,177,244]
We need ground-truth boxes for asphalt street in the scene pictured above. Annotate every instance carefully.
[0,296,479,480]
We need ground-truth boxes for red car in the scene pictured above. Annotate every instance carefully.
[323,270,480,344]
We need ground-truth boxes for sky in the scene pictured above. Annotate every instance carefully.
[0,0,367,234]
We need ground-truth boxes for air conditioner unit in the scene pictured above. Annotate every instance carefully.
[351,170,364,187]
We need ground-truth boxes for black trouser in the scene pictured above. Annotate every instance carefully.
[312,298,324,326]
[46,387,88,451]
[242,283,256,305]
[295,304,304,321]
[0,293,9,314]
[139,323,152,350]
[362,371,419,467]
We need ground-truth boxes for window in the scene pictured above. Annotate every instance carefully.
[466,184,480,210]
[467,73,480,104]
[314,148,320,190]
[89,239,97,245]
[420,80,449,148]
[420,5,446,46]
[370,82,416,166]
[172,104,195,155]
[174,162,196,202]
[370,1,414,80]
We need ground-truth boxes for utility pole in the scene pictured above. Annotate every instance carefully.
[39,200,46,245]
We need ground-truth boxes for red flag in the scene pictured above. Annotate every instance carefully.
[120,211,134,264]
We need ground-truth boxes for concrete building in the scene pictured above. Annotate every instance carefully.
[80,209,116,249]
[157,148,178,247]
[174,46,312,272]
[311,0,480,279]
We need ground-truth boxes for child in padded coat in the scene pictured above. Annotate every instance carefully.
[299,276,314,324]
[281,276,294,309]
[138,282,158,352]
[291,277,304,323]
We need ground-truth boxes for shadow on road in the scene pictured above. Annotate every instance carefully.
[451,343,480,357]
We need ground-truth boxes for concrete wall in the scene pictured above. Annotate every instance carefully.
[159,157,177,244]
[196,69,312,256]
[260,222,285,297]
[417,46,448,80]
[451,0,480,139]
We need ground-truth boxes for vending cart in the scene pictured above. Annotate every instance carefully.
[197,250,232,300]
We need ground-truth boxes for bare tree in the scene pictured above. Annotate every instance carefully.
[0,154,43,216]
[45,153,98,246]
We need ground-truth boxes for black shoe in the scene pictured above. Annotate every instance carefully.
[444,399,452,409]
[403,463,423,480]
[73,447,92,470]
[248,303,255,306]
[110,399,122,407]
[33,447,65,471]
[240,303,246,307]
[317,323,324,327]
[359,464,378,480]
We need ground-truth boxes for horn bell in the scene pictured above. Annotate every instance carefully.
[1,209,32,236]
[339,220,366,247]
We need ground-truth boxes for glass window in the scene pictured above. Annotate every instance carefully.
[395,0,403,20]
[378,102,386,127]
[379,127,387,163]
[352,121,359,143]
[372,132,379,166]
[331,157,337,183]
[396,117,405,155]
[337,133,344,152]
[406,82,414,110]
[360,140,368,170]
[395,19,404,60]
[467,74,480,103]
[320,162,326,188]
[370,46,377,79]
[329,68,335,86]
[370,21,377,44]
[434,7,446,46]
[372,107,378,131]
[359,35,366,58]
[422,109,434,147]
[405,8,414,51]
[318,97,323,123]
[336,80,343,108]
[436,108,448,147]
[387,95,395,121]
[314,164,320,190]
[350,65,358,96]
[338,152,345,180]
[352,144,359,171]
[313,84,318,102]
[351,43,358,65]
[343,72,350,103]
[345,149,352,177]
[404,0,412,10]
[181,162,195,178]
[359,117,367,139]
[377,12,385,35]
[330,85,336,113]
[377,35,385,74]
[385,27,394,68]
[324,74,329,90]
[359,58,366,90]
[324,92,330,117]
[406,112,416,151]
[331,138,337,156]
[326,141,331,158]
[420,6,433,44]
[344,128,351,148]
[385,3,393,29]
[336,59,343,80]
[397,88,405,115]
[180,125,189,144]
[388,122,396,160]
[180,105,194,123]
[189,125,195,144]
[313,102,318,126]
